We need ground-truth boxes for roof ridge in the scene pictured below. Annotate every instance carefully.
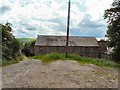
[38,35,96,38]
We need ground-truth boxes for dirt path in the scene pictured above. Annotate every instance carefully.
[2,59,118,88]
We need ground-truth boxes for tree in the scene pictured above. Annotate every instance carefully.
[1,23,20,60]
[104,1,120,62]
[22,40,35,56]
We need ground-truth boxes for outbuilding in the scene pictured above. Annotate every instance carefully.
[34,35,101,58]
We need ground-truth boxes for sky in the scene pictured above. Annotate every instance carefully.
[0,0,113,38]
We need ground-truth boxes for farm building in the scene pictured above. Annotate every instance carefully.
[98,40,112,60]
[34,35,102,58]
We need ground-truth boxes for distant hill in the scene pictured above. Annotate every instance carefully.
[17,38,36,43]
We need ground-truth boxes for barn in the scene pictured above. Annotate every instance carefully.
[34,35,101,58]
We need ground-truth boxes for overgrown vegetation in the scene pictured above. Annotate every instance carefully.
[30,53,120,68]
[17,38,36,49]
[1,23,24,66]
[104,1,120,62]
[2,54,25,66]
[21,40,36,56]
[1,23,20,60]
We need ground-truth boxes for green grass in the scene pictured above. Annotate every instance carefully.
[30,53,120,68]
[76,57,120,68]
[2,54,25,67]
[29,53,81,63]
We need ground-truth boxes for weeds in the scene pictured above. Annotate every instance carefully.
[30,53,120,68]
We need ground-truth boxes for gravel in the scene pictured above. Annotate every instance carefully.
[2,59,118,88]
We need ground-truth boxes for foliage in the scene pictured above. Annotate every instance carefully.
[21,40,36,56]
[30,53,120,68]
[1,23,21,61]
[104,2,120,62]
[17,38,36,48]
[17,38,36,43]
[31,53,81,61]
[2,54,25,66]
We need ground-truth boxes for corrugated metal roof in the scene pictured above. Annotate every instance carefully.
[35,35,99,46]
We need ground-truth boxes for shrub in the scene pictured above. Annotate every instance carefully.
[2,54,25,66]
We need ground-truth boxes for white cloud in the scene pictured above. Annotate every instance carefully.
[85,0,113,20]
[1,0,113,38]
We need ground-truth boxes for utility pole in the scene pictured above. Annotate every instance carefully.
[66,0,71,57]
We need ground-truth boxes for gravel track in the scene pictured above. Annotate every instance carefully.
[2,59,118,88]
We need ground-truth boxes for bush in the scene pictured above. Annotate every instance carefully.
[112,47,120,63]
[1,23,21,61]
[2,54,25,66]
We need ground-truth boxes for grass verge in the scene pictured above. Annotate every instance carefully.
[29,53,120,68]
[2,54,25,67]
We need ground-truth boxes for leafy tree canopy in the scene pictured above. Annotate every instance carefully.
[104,1,120,62]
[1,23,20,60]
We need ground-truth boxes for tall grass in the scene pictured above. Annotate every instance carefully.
[30,53,120,68]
